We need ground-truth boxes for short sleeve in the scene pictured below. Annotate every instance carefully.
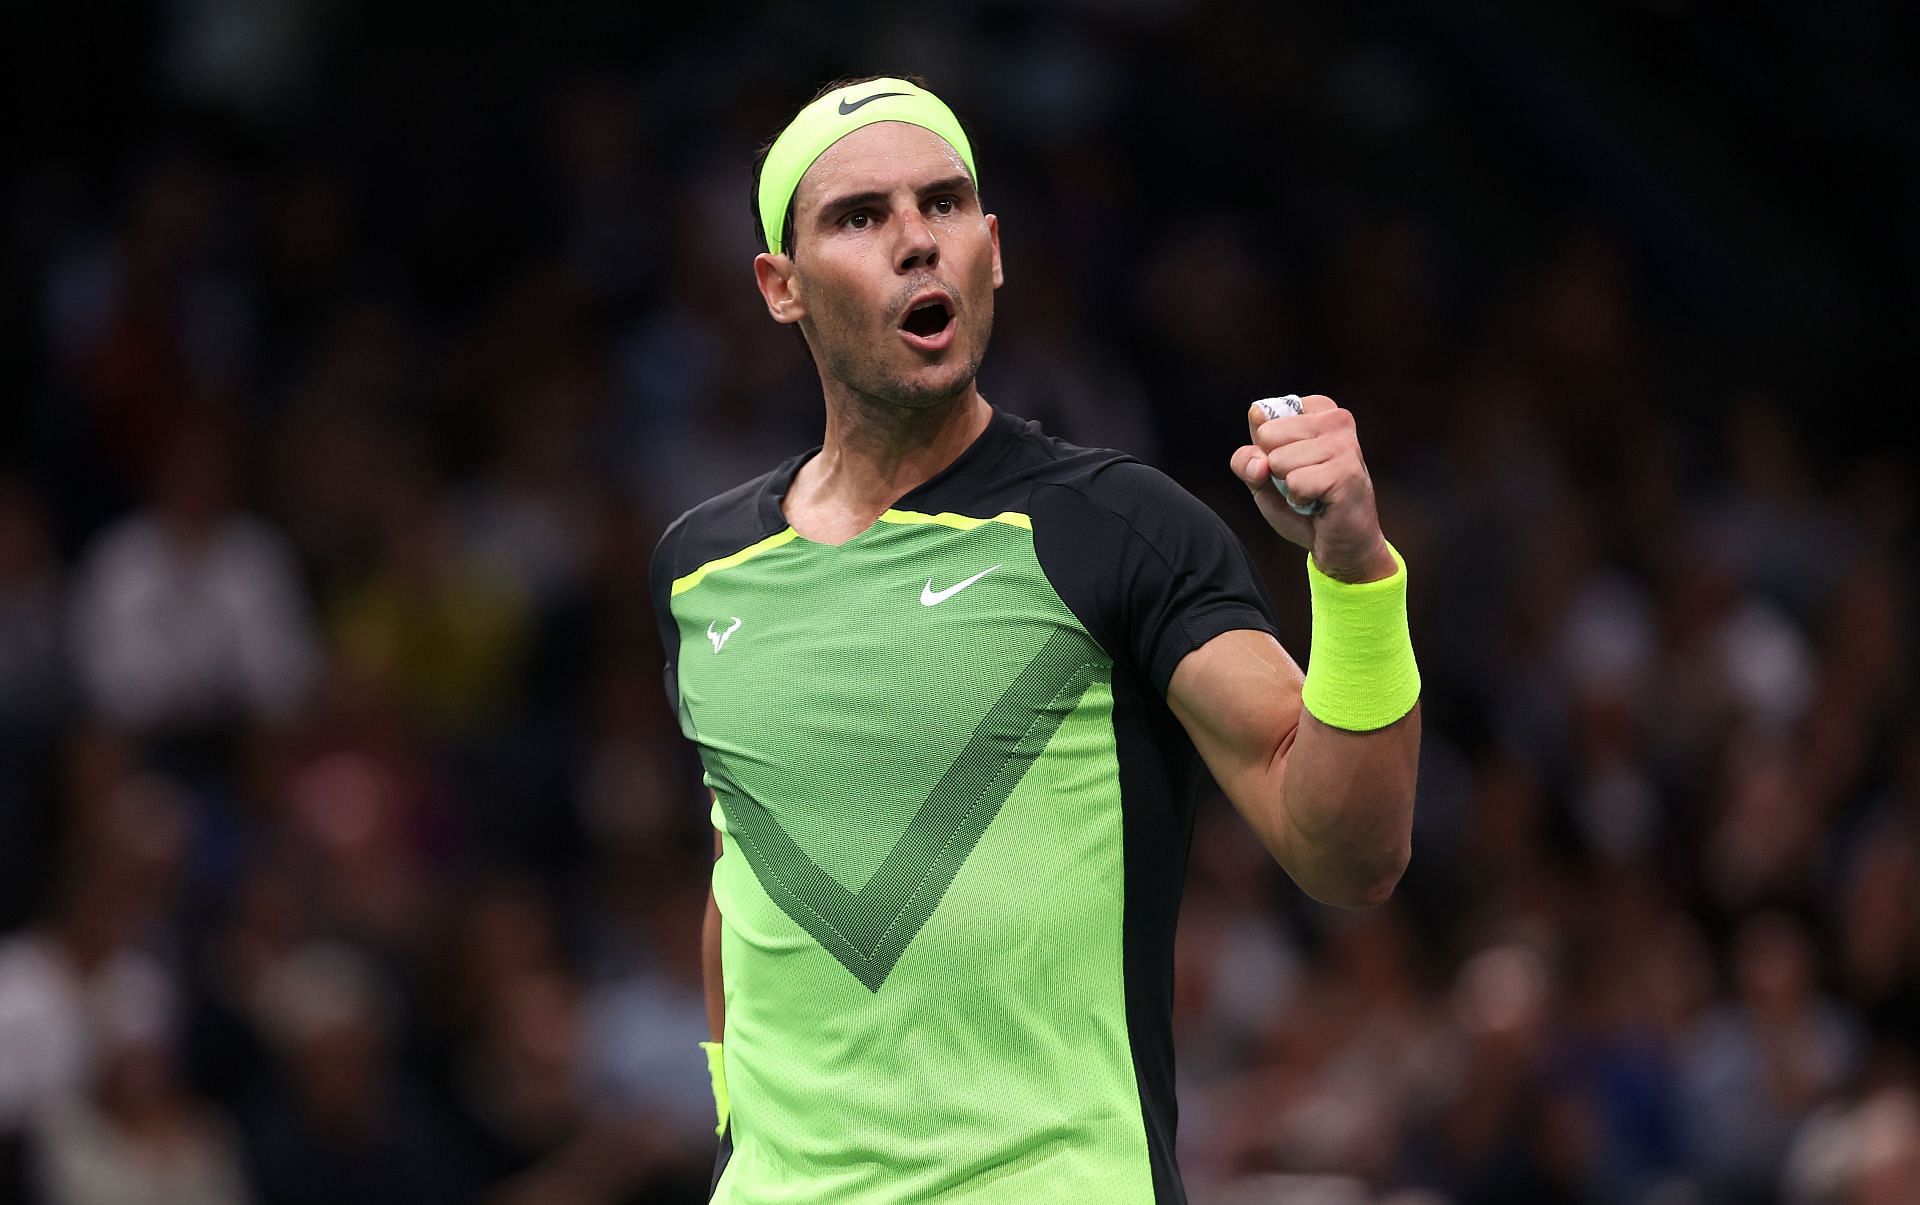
[648,519,686,716]
[1030,461,1279,696]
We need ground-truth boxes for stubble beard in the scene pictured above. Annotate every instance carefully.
[816,294,995,414]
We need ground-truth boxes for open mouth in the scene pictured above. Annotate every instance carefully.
[901,298,954,339]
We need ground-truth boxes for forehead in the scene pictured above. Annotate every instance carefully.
[792,122,972,214]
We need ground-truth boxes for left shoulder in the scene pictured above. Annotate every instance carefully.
[1032,455,1241,557]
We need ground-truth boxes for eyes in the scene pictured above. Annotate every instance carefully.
[840,195,960,231]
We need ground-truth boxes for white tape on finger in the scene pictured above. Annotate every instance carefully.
[1252,395,1325,517]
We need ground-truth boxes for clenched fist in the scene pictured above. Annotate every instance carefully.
[1233,394,1396,584]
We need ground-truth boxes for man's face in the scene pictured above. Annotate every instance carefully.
[759,122,1003,409]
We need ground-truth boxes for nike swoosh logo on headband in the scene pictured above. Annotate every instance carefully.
[839,91,909,115]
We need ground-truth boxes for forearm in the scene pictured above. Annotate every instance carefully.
[699,885,731,1139]
[703,887,724,1041]
[1213,394,1420,906]
[1275,703,1420,908]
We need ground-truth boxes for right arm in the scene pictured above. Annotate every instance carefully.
[705,826,724,1041]
[699,826,730,1139]
[655,527,731,1130]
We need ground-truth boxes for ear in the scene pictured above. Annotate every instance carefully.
[986,213,1004,289]
[754,252,805,325]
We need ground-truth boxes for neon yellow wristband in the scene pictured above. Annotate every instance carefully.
[700,1040,730,1137]
[1301,542,1420,732]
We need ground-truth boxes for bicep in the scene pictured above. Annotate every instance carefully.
[1166,627,1306,851]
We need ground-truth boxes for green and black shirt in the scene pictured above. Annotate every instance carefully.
[650,408,1279,1203]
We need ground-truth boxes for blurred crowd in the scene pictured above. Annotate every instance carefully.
[2,3,1915,1204]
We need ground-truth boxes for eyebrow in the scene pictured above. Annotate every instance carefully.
[815,175,977,225]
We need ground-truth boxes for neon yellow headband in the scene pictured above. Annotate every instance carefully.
[758,77,977,257]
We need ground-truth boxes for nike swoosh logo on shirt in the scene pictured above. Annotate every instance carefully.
[839,91,909,115]
[920,564,1000,606]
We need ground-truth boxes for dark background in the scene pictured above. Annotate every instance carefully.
[1,2,1916,1202]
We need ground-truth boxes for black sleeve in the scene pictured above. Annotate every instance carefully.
[648,518,686,715]
[1031,460,1280,696]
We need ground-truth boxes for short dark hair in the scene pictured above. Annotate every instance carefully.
[749,72,932,261]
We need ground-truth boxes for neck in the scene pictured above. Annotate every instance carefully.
[788,382,991,536]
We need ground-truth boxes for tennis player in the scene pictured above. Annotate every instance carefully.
[649,75,1420,1203]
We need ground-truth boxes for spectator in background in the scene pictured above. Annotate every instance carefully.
[331,474,528,741]
[422,877,710,1203]
[40,152,254,515]
[1420,942,1580,1201]
[27,958,250,1205]
[0,479,71,930]
[0,770,188,1132]
[68,421,319,738]
[241,941,469,1205]
[1205,907,1436,1185]
[577,863,716,1190]
[0,478,68,733]
[1680,912,1863,1199]
[1786,1082,1920,1205]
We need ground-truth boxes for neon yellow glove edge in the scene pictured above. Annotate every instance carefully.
[700,1040,729,1138]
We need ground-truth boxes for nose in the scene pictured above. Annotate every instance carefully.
[895,207,939,273]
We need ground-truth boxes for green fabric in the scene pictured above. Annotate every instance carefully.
[671,513,1153,1203]
[757,78,977,256]
[707,625,1102,991]
[1301,541,1420,731]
